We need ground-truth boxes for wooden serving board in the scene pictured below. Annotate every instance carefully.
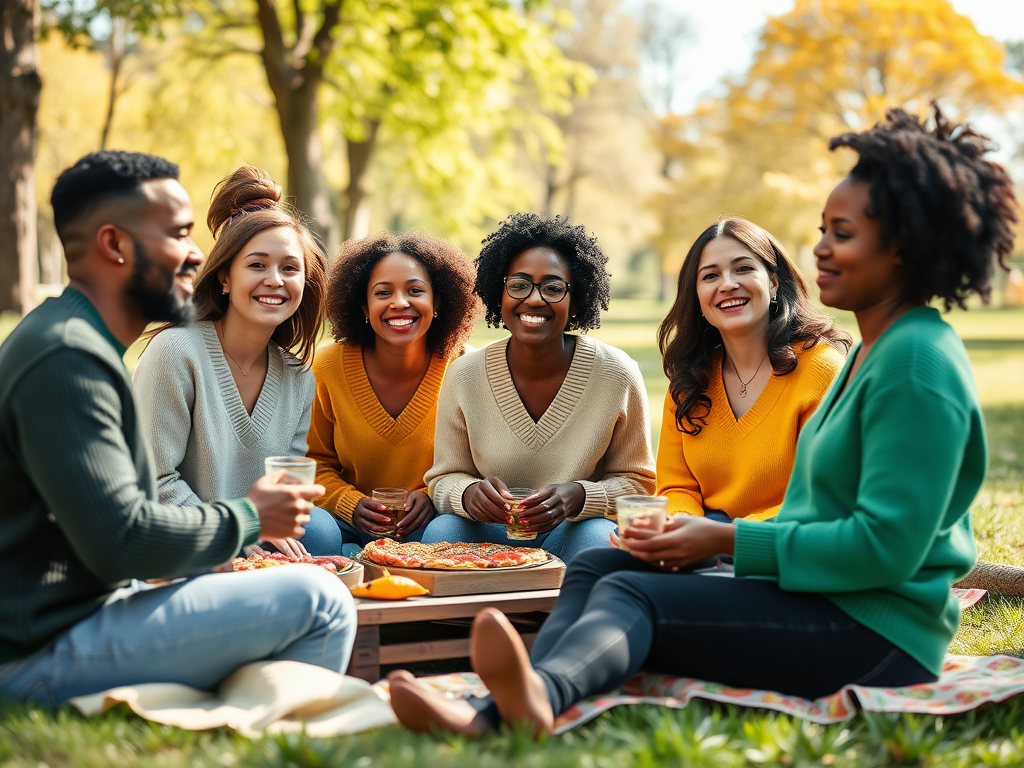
[358,557,565,597]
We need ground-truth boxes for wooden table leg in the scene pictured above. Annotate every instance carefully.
[348,625,381,682]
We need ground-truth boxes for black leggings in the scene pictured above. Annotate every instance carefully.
[474,547,934,723]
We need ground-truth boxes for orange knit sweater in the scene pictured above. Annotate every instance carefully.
[656,342,844,520]
[307,343,448,525]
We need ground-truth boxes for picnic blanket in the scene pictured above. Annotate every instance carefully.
[69,660,396,737]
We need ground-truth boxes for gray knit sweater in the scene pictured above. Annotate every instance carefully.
[133,321,315,506]
[0,290,259,663]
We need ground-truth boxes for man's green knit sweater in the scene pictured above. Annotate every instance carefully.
[735,307,985,675]
[0,289,261,663]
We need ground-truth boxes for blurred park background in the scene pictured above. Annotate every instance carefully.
[2,0,1024,317]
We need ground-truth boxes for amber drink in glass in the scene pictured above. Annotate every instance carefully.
[372,487,408,537]
[506,487,538,540]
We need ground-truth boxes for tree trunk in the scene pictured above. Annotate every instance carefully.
[341,119,380,242]
[0,0,41,316]
[99,19,125,151]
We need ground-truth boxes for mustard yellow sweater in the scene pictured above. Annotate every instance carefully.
[307,343,447,525]
[656,341,844,520]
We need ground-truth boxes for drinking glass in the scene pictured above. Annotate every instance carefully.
[372,487,408,537]
[264,456,317,485]
[506,487,538,541]
[616,495,668,537]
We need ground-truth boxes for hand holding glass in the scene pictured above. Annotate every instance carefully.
[372,487,408,537]
[264,456,317,485]
[506,487,538,540]
[616,495,668,538]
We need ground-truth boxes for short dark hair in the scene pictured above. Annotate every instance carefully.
[327,231,480,360]
[829,104,1018,309]
[50,150,180,238]
[475,213,611,332]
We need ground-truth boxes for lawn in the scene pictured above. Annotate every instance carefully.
[1,302,1023,767]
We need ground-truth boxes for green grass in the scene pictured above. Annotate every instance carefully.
[2,302,1024,766]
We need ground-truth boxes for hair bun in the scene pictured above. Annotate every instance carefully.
[207,166,283,237]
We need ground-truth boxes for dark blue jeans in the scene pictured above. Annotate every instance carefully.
[473,547,934,722]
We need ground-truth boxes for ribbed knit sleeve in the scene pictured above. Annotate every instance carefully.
[16,351,259,582]
[425,364,480,519]
[655,391,705,516]
[133,330,204,507]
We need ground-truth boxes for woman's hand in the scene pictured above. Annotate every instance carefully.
[262,537,309,560]
[353,496,397,536]
[515,483,585,533]
[612,514,735,570]
[462,477,512,524]
[396,490,435,537]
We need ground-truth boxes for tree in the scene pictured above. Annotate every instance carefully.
[0,0,42,316]
[655,0,1024,278]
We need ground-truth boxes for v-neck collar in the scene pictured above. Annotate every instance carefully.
[486,335,595,450]
[344,343,447,443]
[199,321,282,448]
[711,349,787,438]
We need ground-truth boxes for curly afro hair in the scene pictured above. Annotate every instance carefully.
[326,231,480,359]
[475,213,611,332]
[829,104,1018,309]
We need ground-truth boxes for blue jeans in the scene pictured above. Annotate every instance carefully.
[420,514,615,565]
[300,507,425,558]
[0,566,357,705]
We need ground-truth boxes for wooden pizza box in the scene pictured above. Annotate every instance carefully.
[357,556,565,597]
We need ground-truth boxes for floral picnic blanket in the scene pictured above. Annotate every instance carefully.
[398,589,1023,732]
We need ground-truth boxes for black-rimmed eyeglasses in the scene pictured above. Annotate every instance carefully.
[503,277,571,303]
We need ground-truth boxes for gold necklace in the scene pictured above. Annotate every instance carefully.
[728,350,770,398]
[222,347,254,380]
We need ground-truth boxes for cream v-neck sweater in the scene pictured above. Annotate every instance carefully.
[426,335,656,520]
[133,321,315,506]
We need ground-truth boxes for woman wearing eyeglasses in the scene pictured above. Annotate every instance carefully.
[420,214,656,564]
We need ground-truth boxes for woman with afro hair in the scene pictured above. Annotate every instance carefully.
[420,213,656,564]
[305,232,480,555]
[388,105,1017,737]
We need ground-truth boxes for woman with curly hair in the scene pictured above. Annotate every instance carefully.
[133,165,334,558]
[656,218,850,523]
[306,232,480,554]
[420,213,656,564]
[389,105,1016,737]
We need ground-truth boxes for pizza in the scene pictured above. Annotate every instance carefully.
[232,547,353,574]
[360,539,550,570]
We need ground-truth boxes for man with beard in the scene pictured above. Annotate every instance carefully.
[0,151,356,704]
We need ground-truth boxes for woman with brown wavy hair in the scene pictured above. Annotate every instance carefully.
[655,217,850,523]
[133,165,334,557]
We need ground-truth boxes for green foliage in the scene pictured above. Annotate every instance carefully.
[41,0,181,44]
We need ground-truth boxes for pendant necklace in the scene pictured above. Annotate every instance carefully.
[728,350,770,398]
[222,348,253,380]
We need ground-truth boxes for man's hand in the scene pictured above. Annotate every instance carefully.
[462,477,511,524]
[246,470,323,540]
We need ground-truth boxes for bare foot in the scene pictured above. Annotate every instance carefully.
[387,670,492,736]
[470,608,554,737]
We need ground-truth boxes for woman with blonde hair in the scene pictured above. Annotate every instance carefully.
[134,165,335,557]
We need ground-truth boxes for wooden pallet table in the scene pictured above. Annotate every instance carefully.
[348,590,560,682]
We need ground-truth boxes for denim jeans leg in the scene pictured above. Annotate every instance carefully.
[541,517,616,564]
[297,506,345,555]
[0,565,357,704]
[420,514,555,549]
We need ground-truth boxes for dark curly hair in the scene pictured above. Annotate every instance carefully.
[327,231,480,360]
[475,213,611,332]
[658,218,852,436]
[829,104,1018,309]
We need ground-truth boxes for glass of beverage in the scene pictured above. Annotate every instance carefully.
[372,487,408,537]
[264,456,317,485]
[616,495,668,538]
[506,488,538,541]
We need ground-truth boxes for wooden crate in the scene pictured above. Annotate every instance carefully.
[357,556,565,597]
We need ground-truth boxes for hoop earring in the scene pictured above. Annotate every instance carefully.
[433,310,438,318]
[364,316,369,324]
[697,314,710,332]
[770,294,778,313]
